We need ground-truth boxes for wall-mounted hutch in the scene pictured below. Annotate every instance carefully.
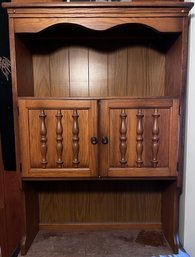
[2,0,193,255]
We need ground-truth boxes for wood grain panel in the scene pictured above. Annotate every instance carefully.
[50,47,70,97]
[165,35,181,97]
[162,180,178,252]
[89,49,108,97]
[13,18,184,34]
[127,46,147,96]
[69,47,89,97]
[147,45,165,96]
[19,99,97,178]
[127,45,165,96]
[29,110,41,168]
[99,98,178,177]
[109,108,169,168]
[15,36,34,97]
[109,109,137,168]
[108,48,127,96]
[45,110,57,168]
[39,181,162,223]
[29,109,90,169]
[142,109,169,168]
[33,55,51,97]
[21,182,39,255]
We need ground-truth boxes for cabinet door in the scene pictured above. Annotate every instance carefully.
[18,99,98,178]
[99,99,179,177]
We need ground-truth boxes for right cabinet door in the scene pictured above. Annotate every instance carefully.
[99,98,179,178]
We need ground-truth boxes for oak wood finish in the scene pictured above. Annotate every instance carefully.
[119,109,127,167]
[18,99,98,178]
[39,110,48,169]
[21,182,39,255]
[38,180,162,223]
[136,109,144,168]
[3,1,193,255]
[162,180,178,253]
[99,98,179,177]
[56,110,63,168]
[39,222,162,231]
[151,109,160,168]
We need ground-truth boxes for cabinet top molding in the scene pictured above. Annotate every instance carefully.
[2,2,193,33]
[2,2,194,10]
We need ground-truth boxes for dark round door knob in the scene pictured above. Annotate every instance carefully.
[101,136,109,144]
[91,137,98,145]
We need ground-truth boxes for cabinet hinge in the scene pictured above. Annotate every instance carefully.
[177,162,179,172]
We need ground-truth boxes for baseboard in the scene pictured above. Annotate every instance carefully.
[39,222,162,231]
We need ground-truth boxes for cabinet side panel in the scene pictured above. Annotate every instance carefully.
[15,36,34,97]
[165,35,182,97]
[162,181,178,253]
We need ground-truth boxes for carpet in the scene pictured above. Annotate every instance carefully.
[17,229,180,257]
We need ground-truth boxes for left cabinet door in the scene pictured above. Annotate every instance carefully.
[18,99,98,179]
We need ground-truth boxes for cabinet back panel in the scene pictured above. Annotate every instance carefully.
[15,26,181,98]
[38,181,162,223]
[15,25,180,98]
[32,45,165,98]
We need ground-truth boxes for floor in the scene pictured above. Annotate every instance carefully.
[17,229,189,257]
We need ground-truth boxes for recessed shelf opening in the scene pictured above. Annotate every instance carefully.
[15,23,181,98]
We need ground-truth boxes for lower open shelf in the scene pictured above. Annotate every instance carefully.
[19,229,174,257]
[21,179,178,254]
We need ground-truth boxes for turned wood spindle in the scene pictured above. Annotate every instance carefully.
[152,109,160,168]
[136,109,144,168]
[39,109,48,168]
[56,110,63,168]
[120,109,127,167]
[72,110,80,168]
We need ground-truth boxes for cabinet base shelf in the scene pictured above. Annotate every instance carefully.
[20,228,175,257]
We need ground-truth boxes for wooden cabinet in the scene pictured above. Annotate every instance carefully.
[2,1,193,255]
[19,98,178,179]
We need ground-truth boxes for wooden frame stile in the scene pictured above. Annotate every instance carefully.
[7,15,39,256]
[177,17,190,189]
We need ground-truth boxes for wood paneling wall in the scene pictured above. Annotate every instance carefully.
[32,45,165,98]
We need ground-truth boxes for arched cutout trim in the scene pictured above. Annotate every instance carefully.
[15,17,183,33]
